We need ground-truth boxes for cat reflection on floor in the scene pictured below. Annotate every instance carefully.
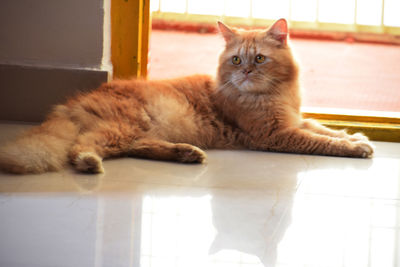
[209,190,293,267]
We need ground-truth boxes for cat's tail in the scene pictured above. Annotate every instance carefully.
[0,116,79,174]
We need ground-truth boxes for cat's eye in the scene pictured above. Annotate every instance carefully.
[255,54,266,64]
[232,56,241,65]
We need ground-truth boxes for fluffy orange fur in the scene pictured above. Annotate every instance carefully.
[0,19,374,174]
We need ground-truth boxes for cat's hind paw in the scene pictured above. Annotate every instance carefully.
[74,152,104,173]
[175,144,207,163]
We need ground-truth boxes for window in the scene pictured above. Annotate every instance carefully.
[146,0,400,142]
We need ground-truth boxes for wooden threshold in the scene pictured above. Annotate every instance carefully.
[302,108,400,142]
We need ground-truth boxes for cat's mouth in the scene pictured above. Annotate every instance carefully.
[239,73,253,83]
[231,73,257,92]
[241,73,256,83]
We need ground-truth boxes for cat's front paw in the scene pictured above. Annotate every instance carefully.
[349,132,369,142]
[353,141,374,158]
[175,144,207,163]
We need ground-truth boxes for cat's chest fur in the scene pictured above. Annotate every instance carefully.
[213,89,301,138]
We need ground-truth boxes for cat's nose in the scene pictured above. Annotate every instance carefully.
[243,69,252,75]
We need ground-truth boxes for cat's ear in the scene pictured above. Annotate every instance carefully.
[266,18,288,46]
[217,21,236,42]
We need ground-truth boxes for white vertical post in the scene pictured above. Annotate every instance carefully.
[354,0,358,25]
[381,0,386,27]
[223,0,227,17]
[249,0,253,19]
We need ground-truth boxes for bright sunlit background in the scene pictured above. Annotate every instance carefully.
[150,0,400,27]
[149,0,400,113]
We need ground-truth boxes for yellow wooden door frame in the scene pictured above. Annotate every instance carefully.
[111,0,150,79]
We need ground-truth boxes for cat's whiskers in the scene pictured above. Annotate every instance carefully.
[230,72,282,95]
[221,81,237,112]
[257,75,281,93]
[217,79,234,93]
[214,79,236,113]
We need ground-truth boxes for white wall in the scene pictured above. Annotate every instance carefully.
[0,0,107,69]
[0,0,110,122]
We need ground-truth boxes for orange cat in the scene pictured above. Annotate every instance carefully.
[0,19,374,174]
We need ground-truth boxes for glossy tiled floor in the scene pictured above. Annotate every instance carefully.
[0,123,399,267]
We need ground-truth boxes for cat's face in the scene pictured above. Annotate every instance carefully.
[217,19,298,94]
